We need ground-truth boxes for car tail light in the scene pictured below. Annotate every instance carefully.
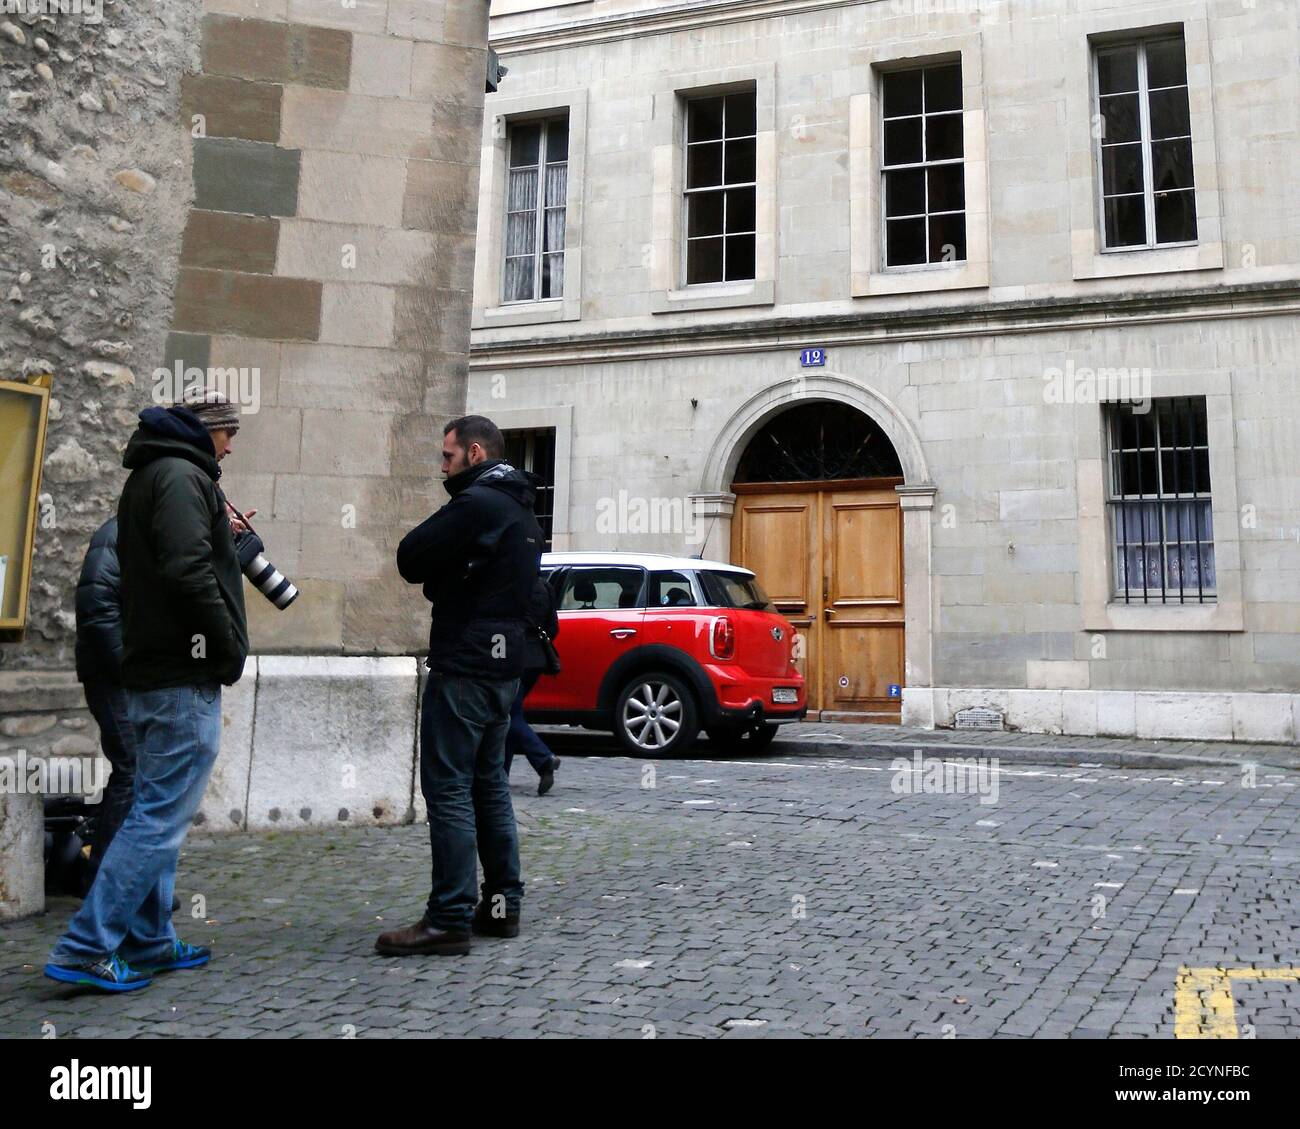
[710,616,735,660]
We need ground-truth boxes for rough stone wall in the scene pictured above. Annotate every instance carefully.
[0,0,201,672]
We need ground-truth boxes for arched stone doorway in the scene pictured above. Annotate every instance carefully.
[692,379,937,723]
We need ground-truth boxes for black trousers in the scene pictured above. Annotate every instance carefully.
[82,679,138,880]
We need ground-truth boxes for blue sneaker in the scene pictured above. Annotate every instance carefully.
[44,954,153,993]
[134,940,211,974]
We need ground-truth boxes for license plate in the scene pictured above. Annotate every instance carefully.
[772,687,798,704]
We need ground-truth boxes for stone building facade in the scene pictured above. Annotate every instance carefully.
[468,0,1300,739]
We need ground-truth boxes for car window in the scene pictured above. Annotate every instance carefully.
[699,571,775,611]
[558,567,644,611]
[648,570,697,607]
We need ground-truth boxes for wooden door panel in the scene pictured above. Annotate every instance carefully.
[734,501,813,608]
[828,500,902,605]
[731,494,821,710]
[820,487,905,715]
[823,623,904,708]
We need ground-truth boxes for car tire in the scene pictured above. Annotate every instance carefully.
[614,671,700,757]
[706,722,779,755]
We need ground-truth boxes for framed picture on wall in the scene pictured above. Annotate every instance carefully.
[0,375,53,638]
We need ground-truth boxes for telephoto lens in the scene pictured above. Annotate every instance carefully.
[234,529,299,610]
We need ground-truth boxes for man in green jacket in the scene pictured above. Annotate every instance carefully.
[45,390,249,993]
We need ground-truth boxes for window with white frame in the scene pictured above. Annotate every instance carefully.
[881,61,966,268]
[504,116,569,303]
[1095,33,1196,250]
[684,91,757,285]
[1107,398,1214,604]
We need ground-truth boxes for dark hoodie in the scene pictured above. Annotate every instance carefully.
[116,406,249,689]
[397,459,543,680]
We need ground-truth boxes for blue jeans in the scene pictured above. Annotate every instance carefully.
[420,674,523,931]
[49,684,222,967]
[82,681,138,881]
[504,670,556,777]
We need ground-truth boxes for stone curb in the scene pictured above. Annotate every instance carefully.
[768,737,1300,773]
[538,726,1300,773]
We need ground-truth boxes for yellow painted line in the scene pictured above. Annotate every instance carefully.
[1175,966,1300,1038]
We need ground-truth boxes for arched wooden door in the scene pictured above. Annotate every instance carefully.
[728,405,905,721]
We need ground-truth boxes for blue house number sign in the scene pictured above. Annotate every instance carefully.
[800,348,827,368]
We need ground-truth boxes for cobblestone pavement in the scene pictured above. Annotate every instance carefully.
[2,747,1298,1039]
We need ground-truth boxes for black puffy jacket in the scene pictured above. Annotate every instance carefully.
[74,518,123,685]
[397,459,543,681]
[116,406,249,689]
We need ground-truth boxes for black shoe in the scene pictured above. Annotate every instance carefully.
[471,901,521,938]
[538,757,560,796]
[375,916,471,956]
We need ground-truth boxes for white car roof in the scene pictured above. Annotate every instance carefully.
[542,551,754,576]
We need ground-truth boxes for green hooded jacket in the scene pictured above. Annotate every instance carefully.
[116,406,249,689]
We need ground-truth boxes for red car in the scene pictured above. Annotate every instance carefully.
[524,552,806,756]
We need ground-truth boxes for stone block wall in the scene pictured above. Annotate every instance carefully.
[167,0,492,658]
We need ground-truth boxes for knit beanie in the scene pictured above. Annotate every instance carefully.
[180,387,240,434]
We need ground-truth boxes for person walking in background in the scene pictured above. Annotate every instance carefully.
[72,519,186,912]
[44,389,249,993]
[505,574,562,796]
[378,415,543,957]
[73,518,135,890]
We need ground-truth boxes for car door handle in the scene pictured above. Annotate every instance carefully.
[610,629,637,639]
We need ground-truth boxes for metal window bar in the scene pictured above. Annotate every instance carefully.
[504,428,556,550]
[1109,398,1213,604]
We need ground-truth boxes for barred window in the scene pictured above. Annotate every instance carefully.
[684,92,757,285]
[503,427,556,550]
[881,61,966,268]
[1095,34,1197,249]
[504,116,569,303]
[1107,398,1214,604]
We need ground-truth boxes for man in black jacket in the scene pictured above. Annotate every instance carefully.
[46,390,249,993]
[377,415,543,956]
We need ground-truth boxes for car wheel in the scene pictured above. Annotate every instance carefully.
[707,722,779,754]
[614,672,699,757]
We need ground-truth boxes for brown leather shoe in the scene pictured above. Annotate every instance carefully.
[375,916,471,956]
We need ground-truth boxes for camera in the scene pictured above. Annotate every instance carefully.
[234,529,299,610]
